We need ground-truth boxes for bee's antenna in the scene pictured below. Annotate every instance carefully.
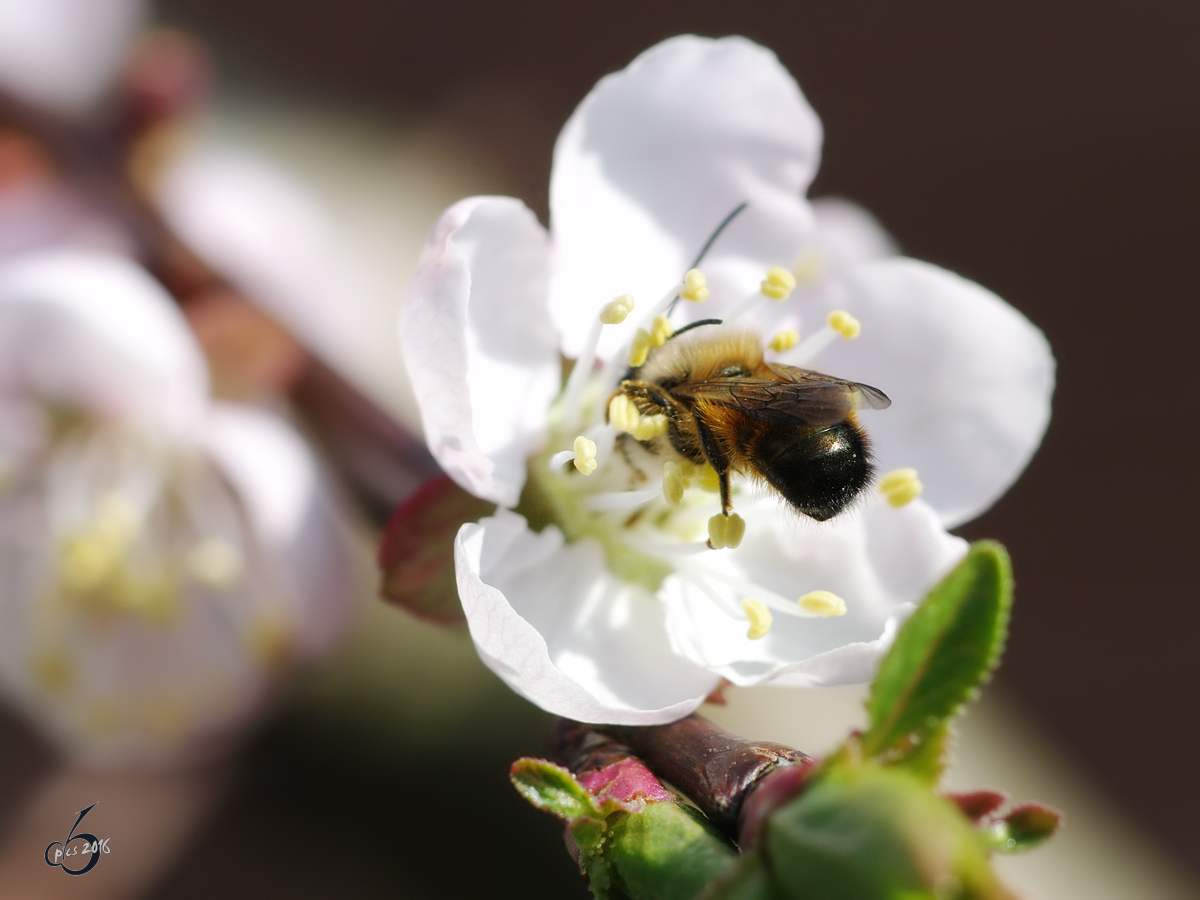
[690,202,749,271]
[668,202,749,316]
[668,318,724,340]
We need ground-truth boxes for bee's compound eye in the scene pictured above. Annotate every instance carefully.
[756,422,873,521]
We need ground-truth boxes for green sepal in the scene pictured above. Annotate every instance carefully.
[702,852,783,900]
[984,803,1062,853]
[510,757,601,822]
[862,542,1013,761]
[378,474,494,624]
[511,758,737,900]
[606,803,739,900]
[762,765,1012,900]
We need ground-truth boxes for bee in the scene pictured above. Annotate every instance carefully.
[611,320,891,521]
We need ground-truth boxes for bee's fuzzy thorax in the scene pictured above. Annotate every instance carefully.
[635,326,764,386]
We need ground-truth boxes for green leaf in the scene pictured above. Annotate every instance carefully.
[883,719,952,783]
[510,758,599,822]
[862,542,1013,760]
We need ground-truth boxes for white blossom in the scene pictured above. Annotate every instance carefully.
[400,36,1053,724]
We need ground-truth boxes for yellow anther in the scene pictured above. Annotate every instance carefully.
[696,465,722,493]
[799,590,848,617]
[628,328,653,367]
[32,651,74,693]
[572,435,599,475]
[650,315,674,346]
[111,571,176,623]
[769,329,800,352]
[742,598,773,640]
[58,492,140,593]
[600,294,636,325]
[878,467,923,508]
[631,414,669,441]
[794,248,827,287]
[188,539,243,588]
[707,512,745,550]
[59,536,116,593]
[663,461,686,507]
[725,512,746,549]
[608,394,642,433]
[827,310,862,339]
[760,266,797,301]
[681,268,709,303]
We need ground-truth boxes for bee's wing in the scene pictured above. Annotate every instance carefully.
[675,366,890,427]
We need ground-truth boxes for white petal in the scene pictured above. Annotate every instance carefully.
[661,496,967,686]
[401,197,560,507]
[202,404,358,658]
[456,509,719,724]
[0,0,145,116]
[811,197,898,268]
[807,258,1054,527]
[550,35,820,358]
[157,148,376,378]
[0,182,134,263]
[0,251,208,437]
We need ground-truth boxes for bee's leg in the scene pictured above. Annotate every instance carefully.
[694,418,734,516]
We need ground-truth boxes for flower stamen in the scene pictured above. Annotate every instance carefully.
[600,294,636,325]
[662,461,687,507]
[650,315,674,346]
[707,512,745,550]
[608,394,641,433]
[878,467,923,507]
[827,309,861,339]
[628,328,653,367]
[768,329,799,352]
[798,590,848,617]
[782,309,862,366]
[742,598,773,639]
[563,294,636,428]
[680,268,709,303]
[572,435,599,475]
[760,266,797,301]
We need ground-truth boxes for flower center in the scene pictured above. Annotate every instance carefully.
[521,252,908,639]
[29,428,249,625]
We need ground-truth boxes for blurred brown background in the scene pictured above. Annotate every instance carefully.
[4,1,1195,896]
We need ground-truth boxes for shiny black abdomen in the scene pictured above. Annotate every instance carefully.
[753,422,873,521]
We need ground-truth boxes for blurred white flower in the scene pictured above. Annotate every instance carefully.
[0,251,356,764]
[400,36,1053,724]
[0,0,145,116]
